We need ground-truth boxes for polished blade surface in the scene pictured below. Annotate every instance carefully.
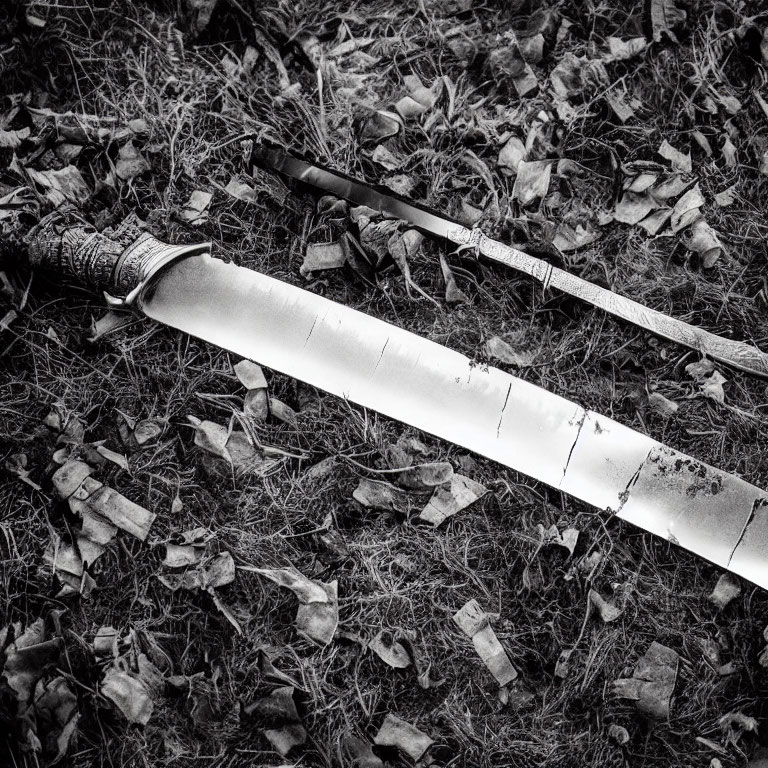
[255,146,465,241]
[142,254,768,588]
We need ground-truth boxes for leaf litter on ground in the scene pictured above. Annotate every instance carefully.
[239,565,338,646]
[612,641,679,719]
[453,599,517,687]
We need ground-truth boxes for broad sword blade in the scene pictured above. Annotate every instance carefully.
[142,254,768,589]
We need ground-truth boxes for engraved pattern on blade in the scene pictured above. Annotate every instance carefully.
[472,233,768,376]
[476,232,552,283]
[545,266,768,375]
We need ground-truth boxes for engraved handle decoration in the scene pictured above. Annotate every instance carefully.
[449,227,768,377]
[25,209,210,308]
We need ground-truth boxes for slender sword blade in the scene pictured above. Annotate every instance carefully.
[256,146,768,377]
[141,254,768,588]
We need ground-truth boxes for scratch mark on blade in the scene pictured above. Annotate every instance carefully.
[373,338,389,375]
[727,496,766,568]
[612,447,653,516]
[496,383,513,438]
[304,316,318,346]
[561,411,587,481]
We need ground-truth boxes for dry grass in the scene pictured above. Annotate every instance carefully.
[2,0,768,766]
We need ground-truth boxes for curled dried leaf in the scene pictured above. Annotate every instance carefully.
[353,478,411,513]
[709,573,741,609]
[374,714,433,761]
[612,641,678,719]
[420,474,487,526]
[369,629,413,669]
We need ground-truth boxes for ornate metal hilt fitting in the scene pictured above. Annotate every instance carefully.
[108,233,210,308]
[25,209,210,309]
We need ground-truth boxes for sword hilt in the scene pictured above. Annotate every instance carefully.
[25,209,210,308]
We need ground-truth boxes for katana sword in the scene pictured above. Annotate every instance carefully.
[23,210,768,590]
[252,144,768,378]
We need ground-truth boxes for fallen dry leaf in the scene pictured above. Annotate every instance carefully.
[398,461,453,491]
[224,176,259,203]
[343,734,385,768]
[625,172,658,193]
[608,723,630,745]
[93,626,119,657]
[420,473,487,526]
[549,52,607,99]
[670,184,704,232]
[162,543,203,568]
[244,389,269,421]
[73,480,155,541]
[0,126,30,148]
[370,144,402,171]
[242,686,306,756]
[648,391,679,417]
[2,619,62,704]
[241,565,338,646]
[658,139,692,173]
[101,665,155,725]
[512,160,552,206]
[714,185,737,207]
[159,551,235,591]
[614,192,657,225]
[114,142,150,181]
[118,413,163,451]
[353,478,410,513]
[374,714,433,761]
[498,136,526,174]
[709,573,741,609]
[5,453,42,491]
[87,444,128,472]
[359,109,402,144]
[637,207,672,235]
[453,599,517,686]
[589,589,623,622]
[651,174,690,201]
[722,136,738,167]
[404,73,440,110]
[439,254,470,305]
[605,85,640,122]
[188,416,230,460]
[650,0,687,43]
[383,174,415,196]
[485,335,536,367]
[28,166,90,206]
[269,396,297,427]
[369,629,413,669]
[688,217,724,268]
[552,223,599,253]
[0,309,17,332]
[300,239,349,277]
[685,359,727,403]
[180,189,212,225]
[720,711,758,747]
[32,675,79,763]
[234,359,268,390]
[612,641,679,718]
[539,524,580,556]
[53,460,155,541]
[488,35,538,97]
[605,36,647,61]
[264,723,307,756]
